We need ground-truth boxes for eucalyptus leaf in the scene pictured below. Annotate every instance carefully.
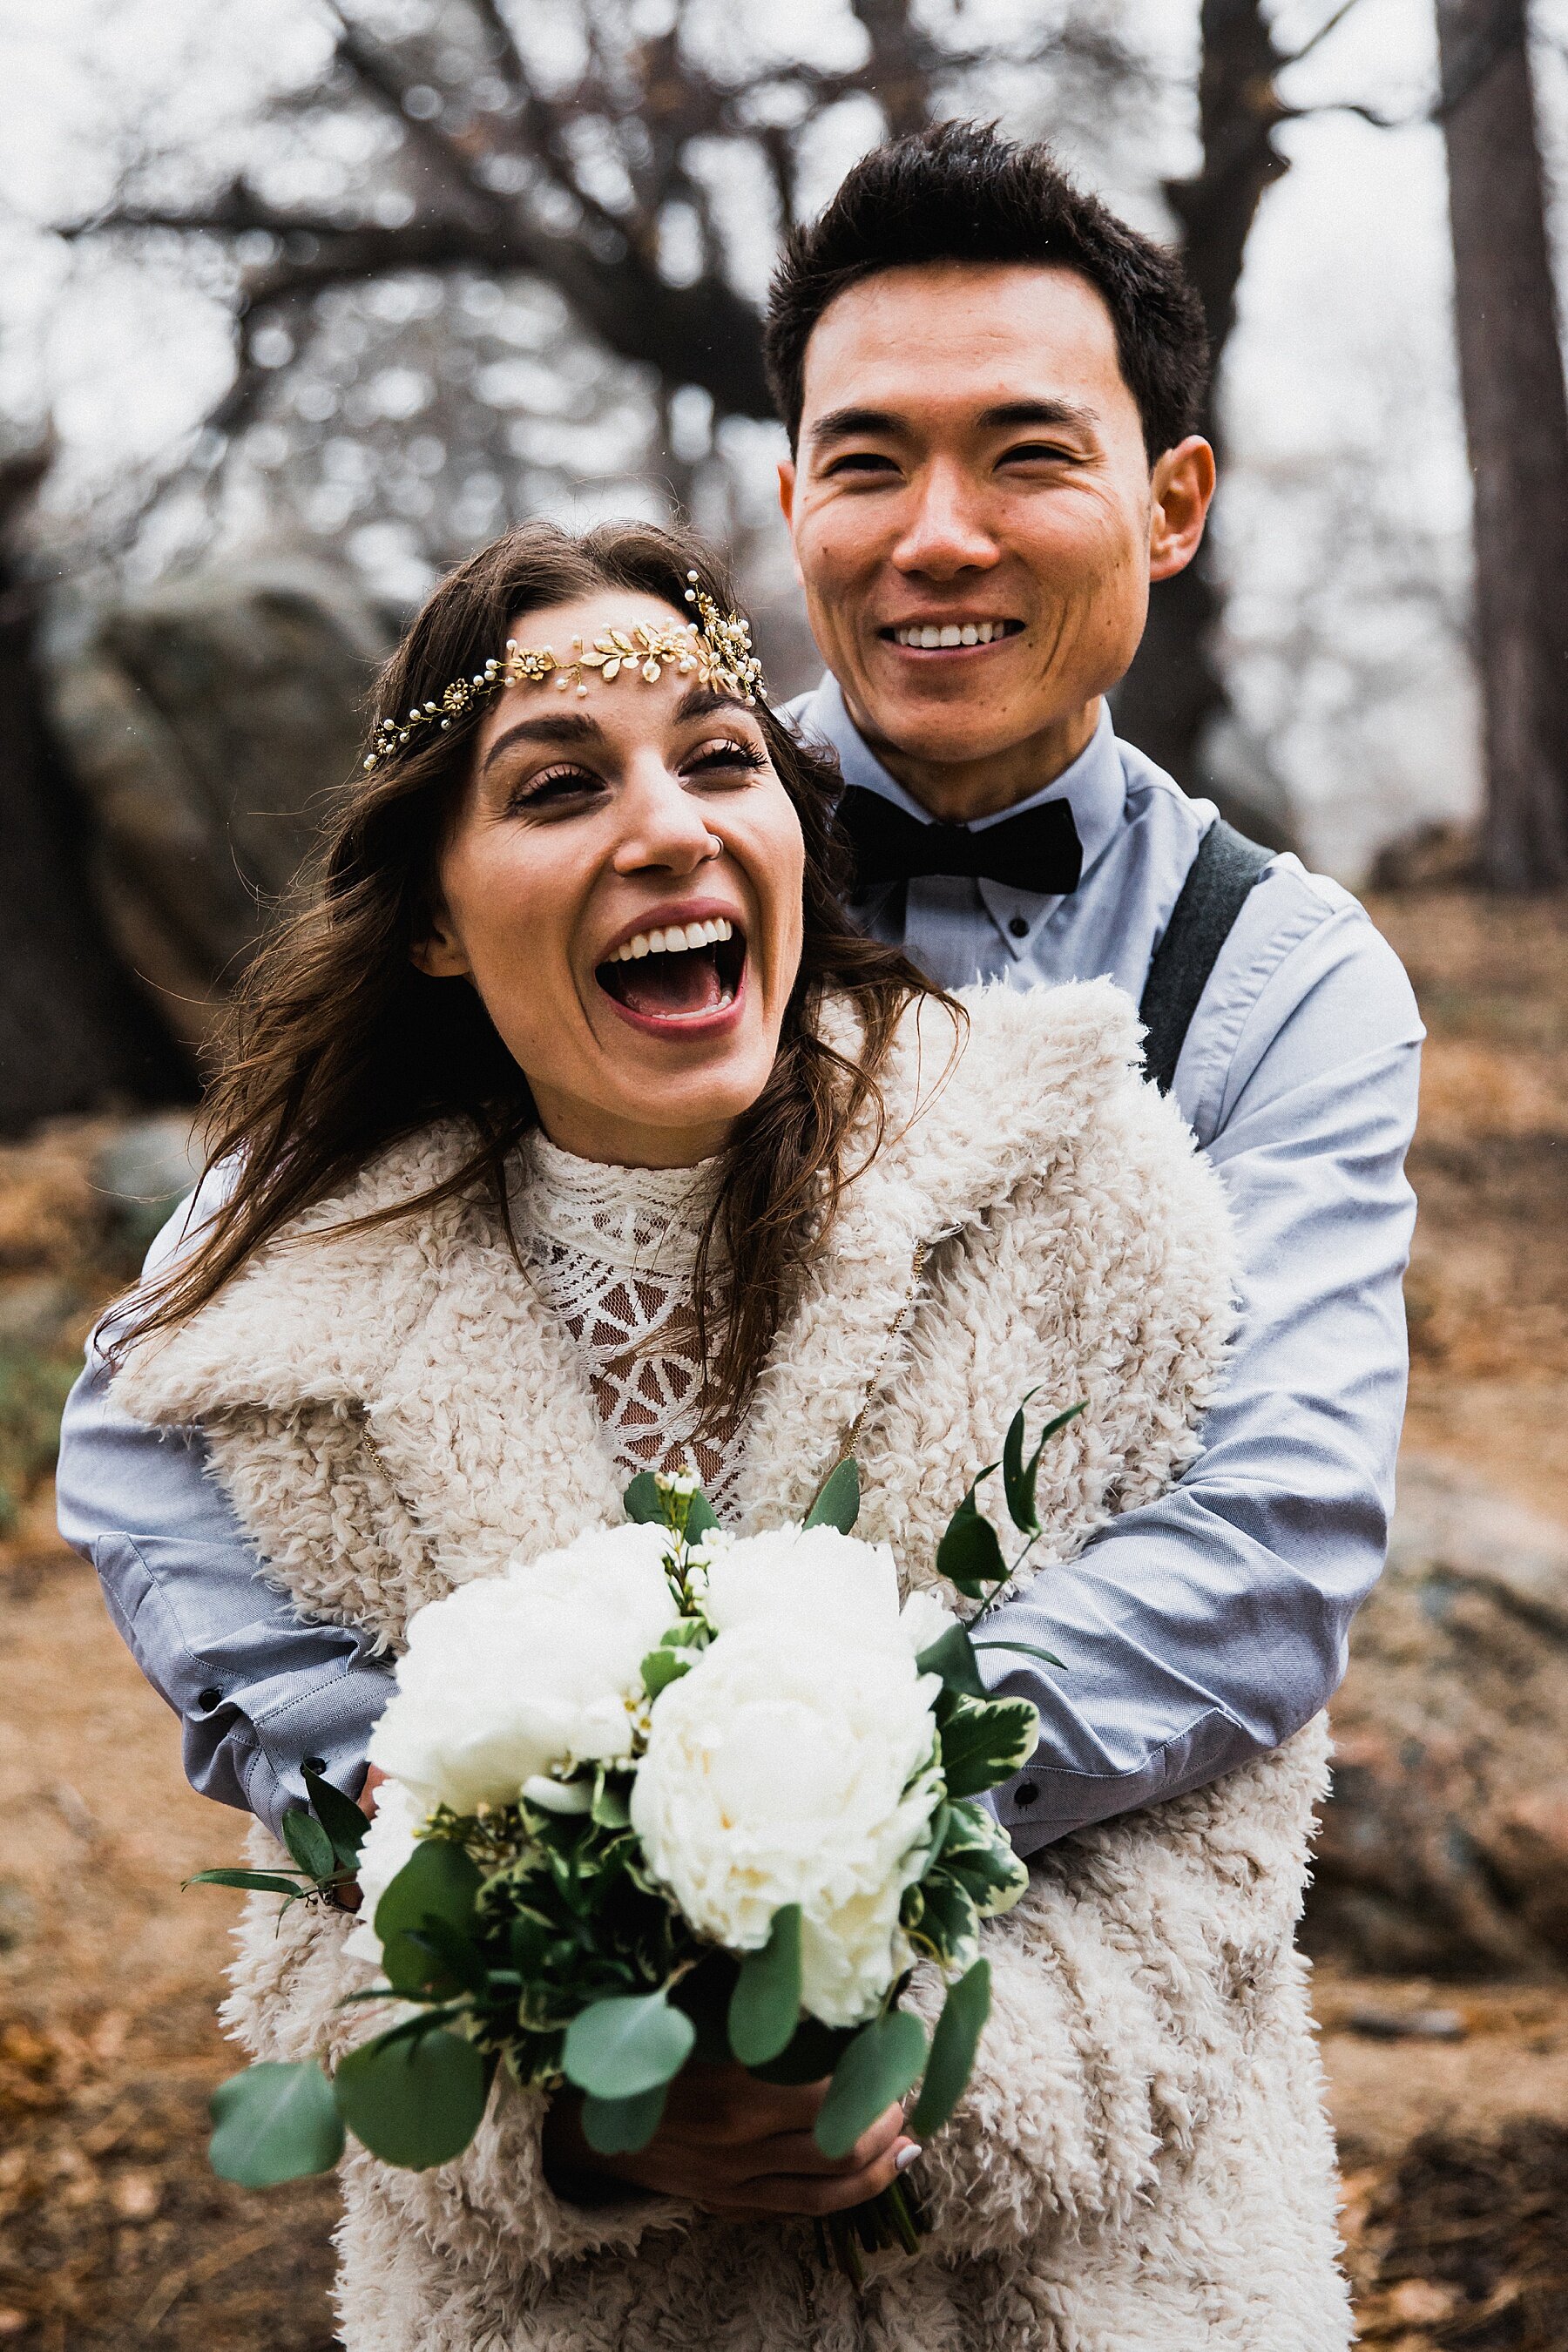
[684,1489,720,1540]
[335,2028,489,2170]
[938,1694,1041,1800]
[375,1838,483,1996]
[623,1472,664,1524]
[186,1868,307,1897]
[281,1807,336,1884]
[909,1959,991,2139]
[728,1904,802,2068]
[208,2060,344,2187]
[803,1458,861,1534]
[935,1472,1007,1598]
[1000,1388,1044,1534]
[563,1991,695,2100]
[640,1646,693,1699]
[303,1764,369,1869]
[814,2011,928,2160]
[581,2084,669,2154]
[913,1620,986,1700]
[971,1638,1066,1672]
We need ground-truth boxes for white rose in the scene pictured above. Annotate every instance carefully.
[367,1520,679,1814]
[631,1621,943,2027]
[701,1524,904,1641]
[342,1778,429,1970]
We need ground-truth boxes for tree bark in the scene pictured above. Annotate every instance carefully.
[0,450,192,1135]
[1436,0,1568,889]
[1114,0,1291,828]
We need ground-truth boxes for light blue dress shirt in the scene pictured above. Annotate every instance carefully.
[57,690,1423,1851]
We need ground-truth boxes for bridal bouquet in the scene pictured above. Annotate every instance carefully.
[193,1401,1077,2280]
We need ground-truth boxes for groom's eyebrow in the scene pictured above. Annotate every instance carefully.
[808,395,1100,452]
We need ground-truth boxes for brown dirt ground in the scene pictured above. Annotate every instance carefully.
[1,884,1565,2349]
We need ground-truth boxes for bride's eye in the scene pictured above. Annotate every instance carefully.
[505,763,604,813]
[684,737,766,782]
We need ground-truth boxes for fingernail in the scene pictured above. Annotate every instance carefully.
[896,2143,922,2172]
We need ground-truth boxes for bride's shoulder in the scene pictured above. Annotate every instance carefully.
[879,975,1147,1135]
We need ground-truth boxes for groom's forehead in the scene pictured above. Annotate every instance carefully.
[797,260,1131,435]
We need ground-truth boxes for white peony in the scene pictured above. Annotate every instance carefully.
[342,1777,429,1970]
[896,1587,961,1658]
[367,1520,679,1814]
[631,1620,943,2026]
[700,1523,902,1638]
[700,1521,961,1660]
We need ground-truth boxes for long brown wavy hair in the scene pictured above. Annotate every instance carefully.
[106,518,951,1436]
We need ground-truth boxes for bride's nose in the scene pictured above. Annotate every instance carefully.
[610,760,723,875]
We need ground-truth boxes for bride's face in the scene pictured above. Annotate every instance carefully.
[414,588,807,1167]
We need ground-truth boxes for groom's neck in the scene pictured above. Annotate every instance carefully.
[842,692,1103,825]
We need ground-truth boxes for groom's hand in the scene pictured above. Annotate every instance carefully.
[542,2061,918,2218]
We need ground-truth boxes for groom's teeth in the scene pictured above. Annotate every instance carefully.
[612,916,734,963]
[892,620,1010,647]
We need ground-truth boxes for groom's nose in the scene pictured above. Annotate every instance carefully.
[889,458,1001,579]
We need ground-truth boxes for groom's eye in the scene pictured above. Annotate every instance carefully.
[821,450,902,479]
[999,440,1083,468]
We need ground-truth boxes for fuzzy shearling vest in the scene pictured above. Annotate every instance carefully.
[118,982,1350,2352]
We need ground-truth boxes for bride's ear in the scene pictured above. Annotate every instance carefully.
[411,895,471,979]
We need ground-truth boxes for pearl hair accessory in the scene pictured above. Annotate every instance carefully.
[362,571,764,772]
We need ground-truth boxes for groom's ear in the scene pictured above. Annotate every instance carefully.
[1147,436,1216,583]
[777,459,804,586]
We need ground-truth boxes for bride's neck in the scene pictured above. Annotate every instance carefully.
[528,1091,734,1173]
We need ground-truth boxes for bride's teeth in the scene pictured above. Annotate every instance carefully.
[611,916,737,964]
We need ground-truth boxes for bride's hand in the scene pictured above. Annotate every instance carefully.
[541,2061,918,2218]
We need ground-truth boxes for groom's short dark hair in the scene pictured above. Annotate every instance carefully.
[764,120,1208,463]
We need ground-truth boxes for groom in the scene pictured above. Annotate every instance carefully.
[58,123,1419,2201]
[766,120,1420,1864]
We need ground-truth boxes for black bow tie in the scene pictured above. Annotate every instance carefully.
[837,784,1083,897]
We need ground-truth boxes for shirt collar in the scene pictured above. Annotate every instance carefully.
[792,676,1128,958]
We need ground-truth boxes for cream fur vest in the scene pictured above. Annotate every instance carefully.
[118,981,1349,2352]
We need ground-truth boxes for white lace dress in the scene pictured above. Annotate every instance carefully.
[512,1132,746,1520]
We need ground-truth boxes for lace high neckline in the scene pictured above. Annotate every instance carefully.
[513,1132,743,1517]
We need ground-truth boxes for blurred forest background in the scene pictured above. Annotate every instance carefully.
[4,3,1568,2348]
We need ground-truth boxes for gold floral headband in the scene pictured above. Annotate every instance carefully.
[362,572,764,772]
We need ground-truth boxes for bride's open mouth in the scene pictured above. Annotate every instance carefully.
[594,915,748,1037]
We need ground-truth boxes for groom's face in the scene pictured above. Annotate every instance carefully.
[780,260,1208,779]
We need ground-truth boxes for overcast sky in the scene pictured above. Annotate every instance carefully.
[4,0,1568,877]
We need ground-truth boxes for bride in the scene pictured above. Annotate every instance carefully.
[107,519,1348,2349]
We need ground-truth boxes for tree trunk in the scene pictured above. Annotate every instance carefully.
[1115,0,1289,824]
[1436,0,1568,889]
[0,449,192,1135]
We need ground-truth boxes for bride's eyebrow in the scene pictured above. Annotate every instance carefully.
[479,711,602,773]
[672,684,752,725]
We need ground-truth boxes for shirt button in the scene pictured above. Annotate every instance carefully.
[198,1686,222,1711]
[1013,1782,1040,1808]
[1008,916,1029,940]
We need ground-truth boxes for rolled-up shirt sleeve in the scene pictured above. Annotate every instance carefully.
[980,889,1423,1853]
[56,1185,393,1837]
